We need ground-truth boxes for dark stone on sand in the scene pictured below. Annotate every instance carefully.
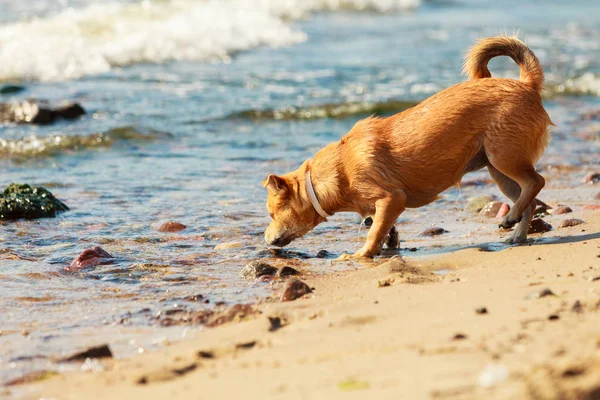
[156,221,187,232]
[240,261,278,279]
[363,216,373,227]
[67,246,114,270]
[475,307,488,314]
[0,101,85,124]
[236,341,257,349]
[386,225,400,249]
[452,333,467,340]
[268,316,284,332]
[0,85,25,95]
[583,172,600,184]
[421,227,448,236]
[529,288,556,299]
[528,218,552,234]
[552,206,572,215]
[534,204,550,217]
[559,218,585,228]
[572,300,583,313]
[280,279,312,302]
[61,344,113,362]
[548,314,560,321]
[277,266,299,277]
[316,249,334,258]
[197,350,214,359]
[0,183,69,220]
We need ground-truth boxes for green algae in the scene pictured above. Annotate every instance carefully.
[0,184,69,220]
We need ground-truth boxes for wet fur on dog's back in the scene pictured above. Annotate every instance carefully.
[263,36,553,257]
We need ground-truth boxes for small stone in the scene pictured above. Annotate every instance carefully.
[552,206,572,215]
[528,288,556,299]
[548,314,560,321]
[476,307,488,314]
[240,261,278,279]
[277,266,299,277]
[528,218,552,234]
[589,276,600,282]
[479,201,503,217]
[534,205,550,216]
[453,333,468,340]
[67,246,114,270]
[363,216,373,227]
[61,344,113,362]
[214,242,243,250]
[386,225,400,249]
[316,249,334,258]
[280,279,312,301]
[156,221,186,232]
[268,316,285,332]
[236,341,257,349]
[496,203,510,218]
[571,300,583,313]
[465,195,494,214]
[197,350,214,359]
[583,172,600,184]
[421,227,448,236]
[583,204,600,211]
[559,218,585,228]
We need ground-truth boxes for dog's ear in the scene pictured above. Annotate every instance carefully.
[262,174,287,194]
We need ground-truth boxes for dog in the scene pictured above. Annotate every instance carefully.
[262,36,553,258]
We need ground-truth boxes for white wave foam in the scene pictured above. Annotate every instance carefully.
[0,0,420,82]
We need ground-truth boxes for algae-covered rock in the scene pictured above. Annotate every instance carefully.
[0,184,69,220]
[0,101,85,124]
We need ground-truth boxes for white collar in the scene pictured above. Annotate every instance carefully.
[305,166,330,218]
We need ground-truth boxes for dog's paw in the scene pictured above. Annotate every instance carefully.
[499,215,521,230]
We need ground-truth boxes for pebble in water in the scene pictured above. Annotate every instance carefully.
[240,261,278,279]
[67,247,114,270]
[583,172,600,184]
[421,227,448,237]
[156,221,187,232]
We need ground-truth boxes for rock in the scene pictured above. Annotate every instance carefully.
[0,101,85,124]
[0,85,25,95]
[476,307,488,314]
[583,172,600,184]
[479,201,503,217]
[386,225,400,248]
[528,218,552,234]
[67,247,114,270]
[452,333,468,340]
[363,216,373,227]
[316,249,334,258]
[552,206,572,215]
[277,266,299,277]
[61,344,113,362]
[571,301,583,313]
[240,261,278,279]
[496,203,510,218]
[583,204,600,211]
[535,198,550,208]
[214,242,243,250]
[534,204,550,216]
[559,218,585,228]
[421,227,448,236]
[280,279,312,302]
[0,183,69,220]
[527,288,556,299]
[156,221,186,232]
[465,195,494,213]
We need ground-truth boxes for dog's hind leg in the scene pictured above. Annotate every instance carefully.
[354,190,407,258]
[487,165,538,244]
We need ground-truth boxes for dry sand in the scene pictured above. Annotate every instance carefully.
[6,212,600,400]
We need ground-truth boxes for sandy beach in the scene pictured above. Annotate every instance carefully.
[6,210,598,400]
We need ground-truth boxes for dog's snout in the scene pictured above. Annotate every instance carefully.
[266,235,292,248]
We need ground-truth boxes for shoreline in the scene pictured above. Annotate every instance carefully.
[9,211,600,400]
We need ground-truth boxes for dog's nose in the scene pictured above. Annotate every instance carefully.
[266,235,292,248]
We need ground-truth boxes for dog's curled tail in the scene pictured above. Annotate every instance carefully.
[463,36,544,94]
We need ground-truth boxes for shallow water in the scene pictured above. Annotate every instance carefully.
[1,0,600,385]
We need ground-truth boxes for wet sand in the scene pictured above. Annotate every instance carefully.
[9,210,600,400]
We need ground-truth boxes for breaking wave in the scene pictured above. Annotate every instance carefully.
[0,0,420,82]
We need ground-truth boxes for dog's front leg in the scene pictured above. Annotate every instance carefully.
[354,190,407,258]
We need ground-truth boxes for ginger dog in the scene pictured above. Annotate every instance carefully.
[263,36,552,258]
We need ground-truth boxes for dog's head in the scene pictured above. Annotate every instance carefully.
[262,169,325,247]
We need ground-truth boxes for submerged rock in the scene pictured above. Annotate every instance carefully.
[61,344,113,362]
[280,279,312,301]
[0,85,25,95]
[0,101,85,124]
[479,201,503,217]
[67,246,114,270]
[583,172,600,184]
[277,266,299,277]
[0,183,69,220]
[465,195,494,214]
[240,261,278,279]
[156,221,186,232]
[559,219,585,228]
[528,218,552,234]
